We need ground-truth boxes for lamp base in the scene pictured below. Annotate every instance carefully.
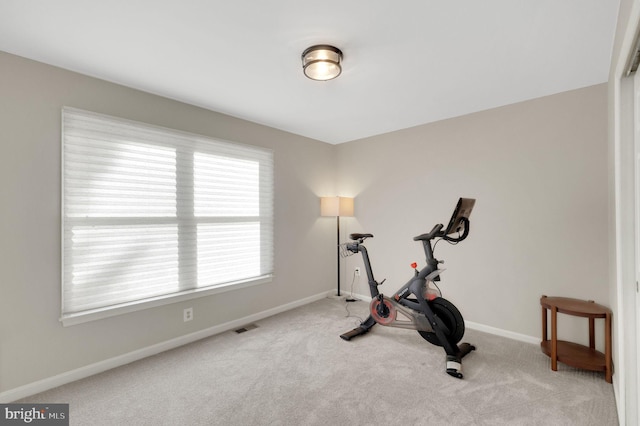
[327,291,358,302]
[326,292,343,299]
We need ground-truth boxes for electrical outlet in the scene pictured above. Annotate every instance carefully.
[355,267,361,276]
[183,307,193,322]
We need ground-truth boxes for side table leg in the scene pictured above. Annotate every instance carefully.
[541,305,547,342]
[588,317,595,349]
[551,306,558,371]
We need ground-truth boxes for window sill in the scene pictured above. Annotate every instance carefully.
[60,275,273,327]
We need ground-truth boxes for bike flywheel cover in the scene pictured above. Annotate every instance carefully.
[370,298,396,325]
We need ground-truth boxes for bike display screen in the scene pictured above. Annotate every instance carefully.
[444,198,476,235]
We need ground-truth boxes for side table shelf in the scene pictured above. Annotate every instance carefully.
[540,295,612,383]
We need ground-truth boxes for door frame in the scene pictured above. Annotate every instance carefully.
[613,5,640,425]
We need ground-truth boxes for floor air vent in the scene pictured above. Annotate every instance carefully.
[235,324,258,334]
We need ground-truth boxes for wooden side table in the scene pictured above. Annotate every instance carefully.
[540,295,612,383]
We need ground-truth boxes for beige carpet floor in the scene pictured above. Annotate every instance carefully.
[18,297,618,425]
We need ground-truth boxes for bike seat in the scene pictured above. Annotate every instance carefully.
[350,233,373,241]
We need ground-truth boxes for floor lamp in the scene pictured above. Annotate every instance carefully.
[320,196,354,296]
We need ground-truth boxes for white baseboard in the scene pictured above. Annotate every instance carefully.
[0,291,329,403]
[465,321,539,345]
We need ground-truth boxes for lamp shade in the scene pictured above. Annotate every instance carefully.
[320,197,354,217]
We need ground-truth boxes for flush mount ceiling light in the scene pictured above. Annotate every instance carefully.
[302,45,342,81]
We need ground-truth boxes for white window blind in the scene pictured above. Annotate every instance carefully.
[62,108,273,323]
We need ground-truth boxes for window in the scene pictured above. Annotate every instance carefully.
[61,108,274,325]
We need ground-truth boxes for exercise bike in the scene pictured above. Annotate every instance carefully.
[340,198,476,378]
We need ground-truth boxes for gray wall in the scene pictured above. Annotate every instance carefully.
[337,84,608,342]
[0,50,610,396]
[0,51,337,393]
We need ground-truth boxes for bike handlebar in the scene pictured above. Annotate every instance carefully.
[413,218,470,243]
[413,223,444,242]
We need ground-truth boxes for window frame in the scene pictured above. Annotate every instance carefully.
[61,108,274,326]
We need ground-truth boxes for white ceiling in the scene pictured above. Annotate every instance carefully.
[0,1,620,144]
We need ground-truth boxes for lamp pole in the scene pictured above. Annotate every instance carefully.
[336,215,341,296]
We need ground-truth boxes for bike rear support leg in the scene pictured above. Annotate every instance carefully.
[446,342,476,378]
